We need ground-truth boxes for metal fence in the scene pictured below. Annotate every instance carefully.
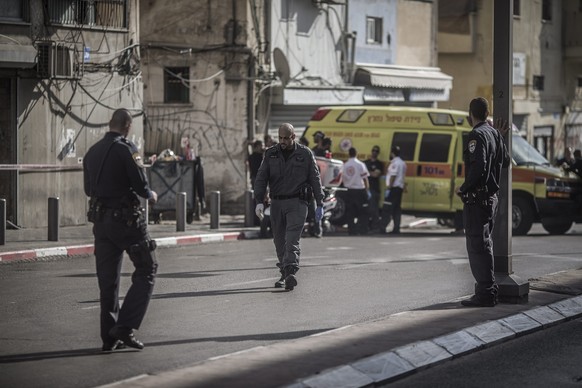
[46,0,127,29]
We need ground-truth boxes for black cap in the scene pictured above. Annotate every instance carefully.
[372,146,380,152]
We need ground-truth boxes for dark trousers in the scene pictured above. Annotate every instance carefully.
[270,198,308,269]
[380,187,403,232]
[345,188,369,235]
[368,190,381,230]
[463,194,499,301]
[93,217,158,343]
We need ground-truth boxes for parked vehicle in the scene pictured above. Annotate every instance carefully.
[304,106,582,235]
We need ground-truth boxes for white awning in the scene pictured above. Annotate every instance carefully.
[271,85,364,105]
[354,64,453,91]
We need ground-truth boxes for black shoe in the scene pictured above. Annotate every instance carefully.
[109,326,144,350]
[461,295,497,307]
[101,340,126,352]
[388,230,400,234]
[274,273,285,288]
[284,266,298,291]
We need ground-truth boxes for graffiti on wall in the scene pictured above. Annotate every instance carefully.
[145,107,244,178]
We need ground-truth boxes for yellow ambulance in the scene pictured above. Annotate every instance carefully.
[304,106,582,235]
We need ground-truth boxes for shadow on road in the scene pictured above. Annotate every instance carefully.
[0,328,332,364]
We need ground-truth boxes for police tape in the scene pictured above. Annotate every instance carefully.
[0,164,83,171]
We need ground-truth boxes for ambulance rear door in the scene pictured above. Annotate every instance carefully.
[412,131,457,212]
[390,131,418,210]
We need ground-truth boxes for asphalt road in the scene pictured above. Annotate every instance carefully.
[0,224,581,388]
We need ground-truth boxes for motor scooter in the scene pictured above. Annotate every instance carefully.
[306,187,344,236]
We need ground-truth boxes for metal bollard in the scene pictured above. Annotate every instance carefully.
[176,192,187,232]
[0,198,6,245]
[210,191,220,229]
[48,197,59,241]
[244,190,255,227]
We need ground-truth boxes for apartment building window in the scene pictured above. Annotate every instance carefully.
[0,0,30,22]
[542,0,552,21]
[164,67,190,104]
[45,0,127,28]
[513,0,520,16]
[578,77,582,87]
[366,17,383,44]
[533,75,545,91]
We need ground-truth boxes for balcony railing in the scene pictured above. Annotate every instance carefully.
[46,0,127,29]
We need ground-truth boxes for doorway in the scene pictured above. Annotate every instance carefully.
[0,77,17,225]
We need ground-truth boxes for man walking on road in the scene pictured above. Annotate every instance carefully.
[83,108,158,351]
[456,97,510,308]
[341,147,371,235]
[254,123,324,290]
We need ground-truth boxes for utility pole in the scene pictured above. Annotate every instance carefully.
[492,0,529,303]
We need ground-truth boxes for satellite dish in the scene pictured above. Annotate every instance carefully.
[273,48,290,86]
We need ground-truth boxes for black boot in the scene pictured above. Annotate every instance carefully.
[284,266,298,291]
[274,270,285,288]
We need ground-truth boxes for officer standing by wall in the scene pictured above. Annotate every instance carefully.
[254,123,324,290]
[83,108,159,351]
[380,146,407,234]
[456,97,510,308]
[341,147,371,235]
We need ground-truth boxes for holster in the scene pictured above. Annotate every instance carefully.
[120,196,144,227]
[128,239,157,269]
[299,185,314,202]
[87,198,104,223]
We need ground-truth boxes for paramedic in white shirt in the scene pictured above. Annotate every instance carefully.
[340,147,371,235]
[381,145,407,234]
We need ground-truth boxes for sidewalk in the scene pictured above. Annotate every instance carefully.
[2,216,582,387]
[0,214,259,263]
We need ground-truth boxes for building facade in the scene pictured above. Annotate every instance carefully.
[0,0,143,228]
[438,0,582,162]
[349,0,451,107]
[140,0,269,213]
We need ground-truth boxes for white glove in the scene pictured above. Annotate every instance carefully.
[255,204,264,220]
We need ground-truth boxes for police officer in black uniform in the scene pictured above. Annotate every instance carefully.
[254,123,324,290]
[83,108,158,351]
[456,97,510,307]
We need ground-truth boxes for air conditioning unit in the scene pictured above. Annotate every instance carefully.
[36,42,78,79]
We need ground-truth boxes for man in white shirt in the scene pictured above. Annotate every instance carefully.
[340,147,371,235]
[381,145,407,234]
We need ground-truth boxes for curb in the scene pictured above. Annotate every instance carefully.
[0,230,258,264]
[284,295,582,387]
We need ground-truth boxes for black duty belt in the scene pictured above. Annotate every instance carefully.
[272,193,300,200]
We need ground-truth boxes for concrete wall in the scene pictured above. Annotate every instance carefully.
[140,0,261,213]
[4,0,143,227]
[270,0,344,86]
[395,0,435,66]
[438,0,493,111]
